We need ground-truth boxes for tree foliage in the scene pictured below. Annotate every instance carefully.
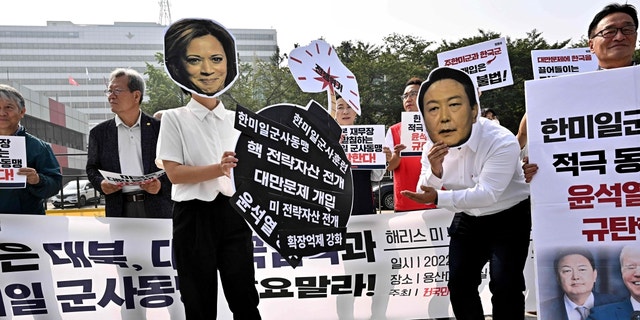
[144,29,640,134]
[142,52,189,115]
[220,51,326,110]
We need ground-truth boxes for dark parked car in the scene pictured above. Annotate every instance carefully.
[372,178,394,211]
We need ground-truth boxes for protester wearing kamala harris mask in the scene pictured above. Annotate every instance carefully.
[156,18,261,320]
[164,18,238,97]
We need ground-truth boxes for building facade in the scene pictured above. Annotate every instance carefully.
[0,21,277,126]
[0,21,277,175]
[3,82,90,177]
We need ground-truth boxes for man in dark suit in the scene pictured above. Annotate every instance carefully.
[86,68,171,218]
[588,245,640,320]
[541,248,619,320]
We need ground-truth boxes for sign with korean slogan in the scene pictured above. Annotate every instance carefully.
[0,136,27,188]
[339,124,385,170]
[0,212,537,319]
[437,37,513,91]
[288,39,361,117]
[399,112,427,156]
[531,47,598,79]
[232,101,352,268]
[525,66,640,320]
[0,214,185,319]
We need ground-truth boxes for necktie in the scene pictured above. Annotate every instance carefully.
[576,306,588,320]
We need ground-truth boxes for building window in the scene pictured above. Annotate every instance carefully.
[22,115,86,150]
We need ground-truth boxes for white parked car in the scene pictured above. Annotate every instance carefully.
[51,180,100,208]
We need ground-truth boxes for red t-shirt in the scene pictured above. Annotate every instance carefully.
[389,122,436,211]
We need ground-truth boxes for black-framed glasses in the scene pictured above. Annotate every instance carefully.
[592,25,637,39]
[401,91,418,100]
[104,88,129,96]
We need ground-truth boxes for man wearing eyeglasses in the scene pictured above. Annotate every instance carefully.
[519,3,638,184]
[382,77,436,212]
[588,3,638,70]
[587,245,640,320]
[86,68,172,218]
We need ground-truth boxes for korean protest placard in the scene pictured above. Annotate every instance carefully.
[232,101,352,268]
[0,136,26,188]
[530,47,598,79]
[0,211,536,319]
[437,37,513,91]
[98,169,166,186]
[526,66,640,319]
[338,124,385,170]
[399,112,428,157]
[288,39,360,116]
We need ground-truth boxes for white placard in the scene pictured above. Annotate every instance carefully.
[0,210,537,319]
[437,37,513,91]
[0,136,27,188]
[339,125,386,169]
[531,47,598,79]
[525,66,640,319]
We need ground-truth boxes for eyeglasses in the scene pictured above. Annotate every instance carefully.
[591,25,637,39]
[401,91,418,100]
[104,88,129,96]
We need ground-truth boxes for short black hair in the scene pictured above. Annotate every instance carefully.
[588,3,639,38]
[405,77,423,87]
[481,108,496,117]
[417,67,478,116]
[553,247,596,272]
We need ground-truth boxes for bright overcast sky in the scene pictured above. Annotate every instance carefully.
[5,0,640,54]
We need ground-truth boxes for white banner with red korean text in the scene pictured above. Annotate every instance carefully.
[526,65,640,319]
[437,37,513,91]
[0,210,536,319]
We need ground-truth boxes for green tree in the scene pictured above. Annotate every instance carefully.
[221,50,326,111]
[142,52,189,115]
[481,30,569,132]
[428,29,570,133]
[332,35,436,127]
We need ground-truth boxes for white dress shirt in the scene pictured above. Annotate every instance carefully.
[417,117,529,216]
[156,98,239,202]
[563,293,594,320]
[115,112,143,193]
[632,296,640,311]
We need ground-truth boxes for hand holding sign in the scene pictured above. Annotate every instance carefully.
[288,40,361,117]
[232,101,352,268]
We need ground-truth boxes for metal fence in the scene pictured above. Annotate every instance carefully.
[50,152,103,210]
[51,175,103,209]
